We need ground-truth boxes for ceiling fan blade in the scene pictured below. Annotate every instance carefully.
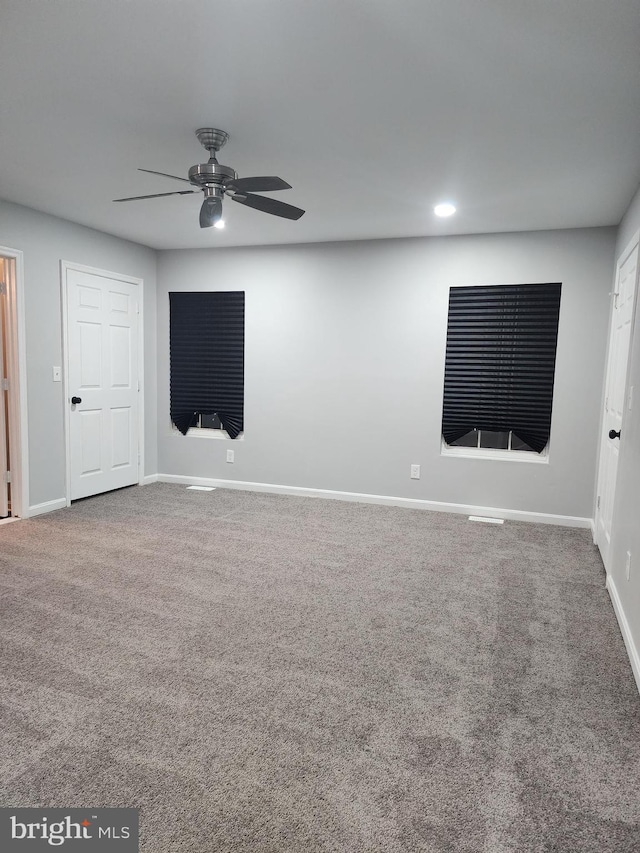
[200,196,223,228]
[229,176,291,193]
[113,190,196,202]
[231,193,305,220]
[138,168,192,184]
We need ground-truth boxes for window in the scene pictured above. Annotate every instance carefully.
[198,413,225,431]
[441,283,561,457]
[448,429,536,452]
[169,291,245,438]
[170,413,232,437]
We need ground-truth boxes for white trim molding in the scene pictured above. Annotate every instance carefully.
[606,573,640,696]
[20,475,594,532]
[155,474,592,528]
[27,497,68,517]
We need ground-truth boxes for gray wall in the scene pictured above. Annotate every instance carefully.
[157,227,615,519]
[609,181,640,678]
[0,200,157,508]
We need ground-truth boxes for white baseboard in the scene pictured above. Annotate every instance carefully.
[606,574,640,696]
[27,497,67,517]
[140,474,159,485]
[155,474,592,528]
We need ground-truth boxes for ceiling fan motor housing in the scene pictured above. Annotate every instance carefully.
[188,162,236,188]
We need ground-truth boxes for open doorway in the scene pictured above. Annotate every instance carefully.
[0,248,28,519]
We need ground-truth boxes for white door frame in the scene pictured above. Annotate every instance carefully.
[594,229,640,554]
[0,246,29,518]
[60,260,145,506]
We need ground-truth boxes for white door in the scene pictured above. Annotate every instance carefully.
[66,268,140,501]
[595,236,639,571]
[0,281,8,517]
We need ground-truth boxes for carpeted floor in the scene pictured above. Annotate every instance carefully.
[0,483,639,852]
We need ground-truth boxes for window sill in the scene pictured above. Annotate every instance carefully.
[169,429,244,441]
[441,444,549,464]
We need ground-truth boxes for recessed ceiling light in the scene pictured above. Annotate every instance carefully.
[434,203,456,218]
[214,219,225,230]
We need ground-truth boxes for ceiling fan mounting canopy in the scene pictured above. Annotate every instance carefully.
[195,127,229,154]
[113,127,305,228]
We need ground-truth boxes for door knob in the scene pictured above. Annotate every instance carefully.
[71,396,82,405]
[608,429,621,440]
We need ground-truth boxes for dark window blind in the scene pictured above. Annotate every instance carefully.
[170,291,245,438]
[442,283,561,453]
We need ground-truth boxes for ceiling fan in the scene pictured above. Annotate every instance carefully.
[113,128,305,228]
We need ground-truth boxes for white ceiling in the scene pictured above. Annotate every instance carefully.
[1,0,639,250]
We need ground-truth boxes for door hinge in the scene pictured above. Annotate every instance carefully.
[1,378,8,392]
[136,302,140,314]
[0,281,6,295]
[137,380,140,392]
[4,471,11,484]
[597,495,601,509]
[613,291,620,308]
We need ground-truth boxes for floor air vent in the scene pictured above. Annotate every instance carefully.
[186,486,216,492]
[468,515,504,524]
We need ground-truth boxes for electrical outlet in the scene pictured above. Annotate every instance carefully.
[410,464,420,479]
[226,449,234,463]
[52,366,61,382]
[626,550,632,581]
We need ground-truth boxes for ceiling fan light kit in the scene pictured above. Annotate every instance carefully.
[113,128,305,229]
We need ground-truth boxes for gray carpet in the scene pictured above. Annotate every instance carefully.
[1,483,639,852]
